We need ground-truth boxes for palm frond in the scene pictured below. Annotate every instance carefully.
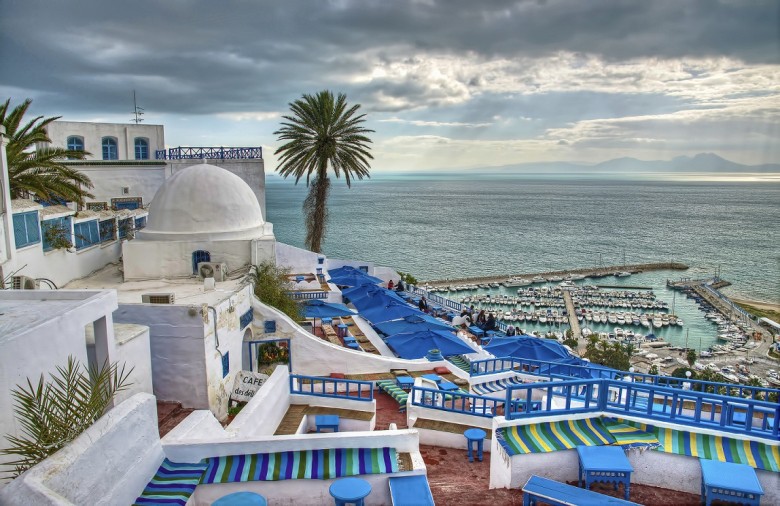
[0,356,133,478]
[2,98,93,205]
[274,90,373,252]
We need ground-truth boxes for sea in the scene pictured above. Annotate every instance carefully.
[266,171,780,350]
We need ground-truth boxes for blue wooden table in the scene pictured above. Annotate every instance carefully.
[329,476,372,506]
[438,381,459,392]
[699,459,763,506]
[469,326,485,339]
[315,414,340,433]
[464,427,487,462]
[576,445,633,500]
[396,376,415,390]
[421,373,442,384]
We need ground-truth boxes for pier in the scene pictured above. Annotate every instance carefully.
[422,262,688,287]
[561,290,581,343]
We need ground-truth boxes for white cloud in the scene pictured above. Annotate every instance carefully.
[216,111,282,122]
[378,117,490,128]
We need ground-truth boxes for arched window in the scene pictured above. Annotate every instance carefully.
[102,137,118,160]
[67,136,84,151]
[134,137,149,160]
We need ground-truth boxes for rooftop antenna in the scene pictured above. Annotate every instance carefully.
[131,90,144,124]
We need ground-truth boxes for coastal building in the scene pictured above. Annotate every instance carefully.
[0,122,777,505]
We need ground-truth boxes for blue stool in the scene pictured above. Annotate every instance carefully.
[464,427,487,462]
[213,491,267,506]
[329,477,372,506]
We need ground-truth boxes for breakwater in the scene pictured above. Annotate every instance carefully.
[422,262,688,287]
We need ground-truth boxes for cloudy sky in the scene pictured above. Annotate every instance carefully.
[1,0,778,171]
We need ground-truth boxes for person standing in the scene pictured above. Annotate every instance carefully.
[388,279,394,290]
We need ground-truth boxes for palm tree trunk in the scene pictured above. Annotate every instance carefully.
[304,175,330,252]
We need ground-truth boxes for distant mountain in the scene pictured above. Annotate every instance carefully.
[480,153,780,173]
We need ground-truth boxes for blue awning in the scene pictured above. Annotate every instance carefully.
[385,329,474,359]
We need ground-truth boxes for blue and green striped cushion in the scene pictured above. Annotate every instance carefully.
[376,380,409,410]
[200,447,398,483]
[133,459,208,505]
[496,418,616,455]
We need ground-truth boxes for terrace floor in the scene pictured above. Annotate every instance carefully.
[373,391,702,506]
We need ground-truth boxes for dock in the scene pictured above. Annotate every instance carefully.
[561,290,581,345]
[422,262,688,287]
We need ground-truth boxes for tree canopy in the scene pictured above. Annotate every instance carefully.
[274,91,373,252]
[1,98,93,205]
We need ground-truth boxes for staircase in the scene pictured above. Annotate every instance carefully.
[157,401,194,437]
[447,355,471,373]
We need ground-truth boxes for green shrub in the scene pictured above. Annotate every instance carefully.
[250,261,301,321]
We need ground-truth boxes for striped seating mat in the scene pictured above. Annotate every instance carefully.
[614,418,779,472]
[376,380,409,411]
[200,447,398,483]
[496,418,616,456]
[602,417,660,450]
[134,459,208,505]
[471,376,525,395]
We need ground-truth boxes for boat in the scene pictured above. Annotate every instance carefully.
[531,276,545,284]
[615,271,631,277]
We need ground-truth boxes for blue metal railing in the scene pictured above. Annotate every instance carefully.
[413,287,509,331]
[155,146,263,160]
[503,379,780,439]
[410,385,502,418]
[470,356,777,400]
[702,284,754,321]
[288,291,328,300]
[289,374,373,402]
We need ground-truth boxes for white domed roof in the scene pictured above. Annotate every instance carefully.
[137,163,268,241]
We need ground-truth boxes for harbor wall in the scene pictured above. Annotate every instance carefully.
[423,262,689,286]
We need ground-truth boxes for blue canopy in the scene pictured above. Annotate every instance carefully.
[385,329,474,360]
[359,302,421,324]
[544,356,621,379]
[328,266,383,287]
[345,285,406,311]
[374,314,454,335]
[301,299,356,319]
[484,335,574,362]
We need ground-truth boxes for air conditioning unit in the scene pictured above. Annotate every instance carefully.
[12,275,39,290]
[198,262,227,282]
[141,293,175,304]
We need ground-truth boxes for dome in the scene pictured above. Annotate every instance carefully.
[137,163,268,241]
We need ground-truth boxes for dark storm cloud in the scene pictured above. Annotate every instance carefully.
[0,0,776,116]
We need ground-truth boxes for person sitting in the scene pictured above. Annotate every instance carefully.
[388,279,394,290]
[506,324,516,337]
[418,296,429,313]
[475,309,487,328]
[396,279,405,292]
[484,312,497,332]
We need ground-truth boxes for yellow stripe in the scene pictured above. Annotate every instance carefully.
[549,422,572,449]
[714,436,726,461]
[743,440,757,468]
[583,418,610,444]
[511,426,532,454]
[530,424,553,452]
[689,432,698,457]
[771,445,780,470]
[662,428,673,452]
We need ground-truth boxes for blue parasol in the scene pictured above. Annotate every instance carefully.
[359,301,421,323]
[385,329,474,359]
[374,314,454,335]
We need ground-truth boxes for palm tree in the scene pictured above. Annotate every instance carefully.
[274,91,373,253]
[1,98,94,205]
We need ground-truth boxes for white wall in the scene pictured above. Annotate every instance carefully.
[123,237,275,280]
[0,393,164,506]
[251,296,456,376]
[0,126,13,267]
[44,121,165,161]
[78,164,166,207]
[0,290,118,477]
[203,286,254,420]
[227,365,292,437]
[113,303,209,409]
[275,242,323,275]
[85,322,154,405]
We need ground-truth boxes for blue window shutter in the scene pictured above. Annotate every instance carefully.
[13,214,26,248]
[25,212,40,243]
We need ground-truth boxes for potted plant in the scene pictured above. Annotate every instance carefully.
[426,349,443,361]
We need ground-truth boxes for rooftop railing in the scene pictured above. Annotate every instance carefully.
[470,356,778,401]
[503,379,780,439]
[410,385,502,418]
[289,374,374,402]
[155,146,263,160]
